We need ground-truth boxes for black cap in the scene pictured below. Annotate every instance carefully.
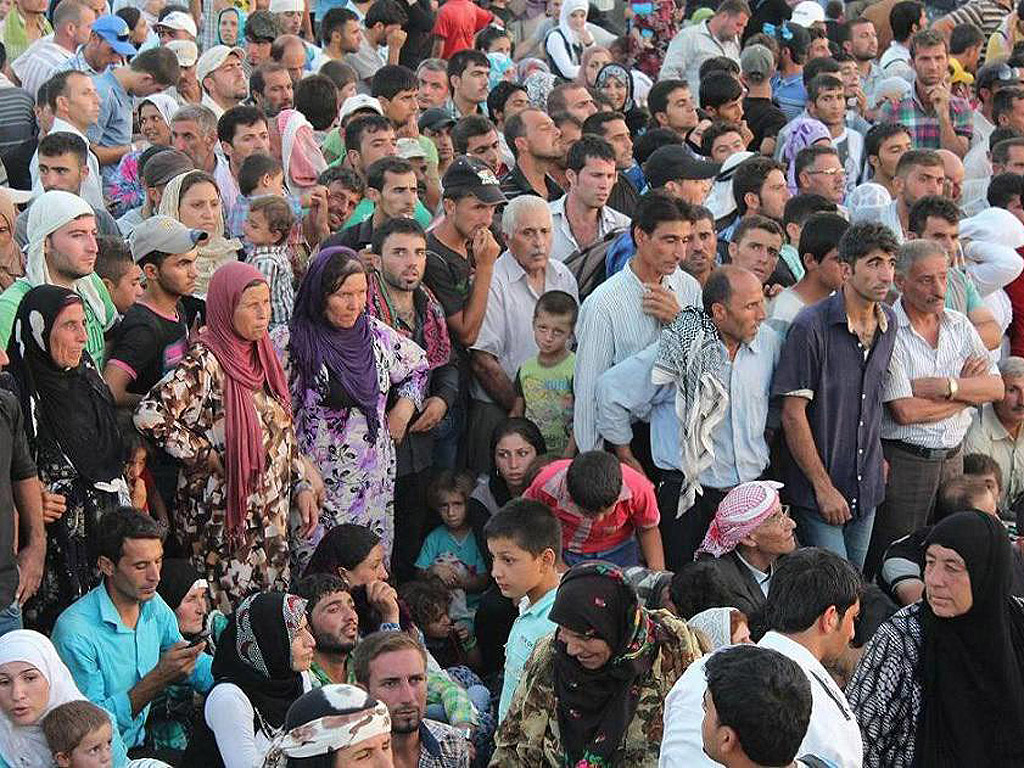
[977,61,1020,93]
[442,156,507,205]
[418,107,457,133]
[643,145,721,189]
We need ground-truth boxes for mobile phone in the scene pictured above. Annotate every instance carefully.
[187,630,211,648]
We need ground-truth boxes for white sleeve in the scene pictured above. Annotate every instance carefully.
[965,241,1024,296]
[545,30,580,80]
[659,661,719,768]
[205,683,262,768]
[658,31,689,81]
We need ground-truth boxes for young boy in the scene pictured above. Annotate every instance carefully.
[227,153,287,238]
[42,699,115,768]
[524,451,665,570]
[484,498,563,722]
[95,236,143,315]
[244,195,297,331]
[511,290,577,457]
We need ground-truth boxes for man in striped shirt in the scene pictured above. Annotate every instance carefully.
[11,0,93,98]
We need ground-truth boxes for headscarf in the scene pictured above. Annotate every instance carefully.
[216,6,245,45]
[548,562,659,767]
[688,607,737,651]
[0,188,23,290]
[576,45,610,86]
[0,631,88,768]
[516,57,550,83]
[847,182,892,224]
[24,190,114,335]
[158,171,242,297]
[212,592,309,731]
[488,417,547,505]
[5,286,123,485]
[198,261,290,540]
[916,511,1024,767]
[780,116,831,194]
[524,70,558,109]
[595,62,634,112]
[960,207,1024,250]
[156,558,207,612]
[277,110,328,197]
[263,685,391,768]
[487,51,516,91]
[697,481,784,558]
[288,248,380,439]
[558,0,590,47]
[138,93,179,132]
[705,151,755,222]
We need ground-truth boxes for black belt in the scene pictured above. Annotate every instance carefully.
[883,439,961,461]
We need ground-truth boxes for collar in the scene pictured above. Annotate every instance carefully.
[521,584,558,617]
[97,581,152,633]
[541,460,634,515]
[501,250,553,285]
[825,288,890,333]
[735,550,772,585]
[894,296,949,331]
[982,402,1023,443]
[51,116,86,140]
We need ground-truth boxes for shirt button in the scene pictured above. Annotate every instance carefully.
[862,394,866,400]
[859,421,864,427]
[859,449,864,453]
[857,475,862,481]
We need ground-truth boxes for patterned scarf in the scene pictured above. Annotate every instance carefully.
[365,271,451,371]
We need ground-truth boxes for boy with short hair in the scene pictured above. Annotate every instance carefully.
[484,498,563,722]
[511,290,578,457]
[95,236,143,315]
[244,195,297,330]
[43,699,118,768]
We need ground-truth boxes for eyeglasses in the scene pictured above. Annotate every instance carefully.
[808,167,846,176]
[767,505,791,524]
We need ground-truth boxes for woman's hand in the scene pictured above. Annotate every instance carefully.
[387,398,416,444]
[296,489,318,538]
[301,455,326,509]
[366,580,401,624]
[41,490,66,523]
[409,396,448,433]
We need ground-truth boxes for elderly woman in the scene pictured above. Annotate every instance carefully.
[275,248,427,568]
[847,511,1024,768]
[135,262,316,612]
[157,170,242,297]
[0,630,133,767]
[687,607,752,651]
[5,286,125,632]
[0,190,21,290]
[495,562,703,766]
[106,94,179,217]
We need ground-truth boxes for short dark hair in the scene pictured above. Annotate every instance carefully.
[566,134,616,173]
[426,469,475,510]
[45,69,85,112]
[476,24,511,52]
[802,55,841,86]
[761,548,863,634]
[566,451,623,515]
[733,156,783,216]
[399,578,450,626]
[775,21,810,65]
[244,9,278,41]
[447,48,489,86]
[647,79,689,123]
[717,0,751,15]
[910,28,946,58]
[294,75,338,131]
[994,87,1024,126]
[783,193,837,228]
[319,59,358,90]
[488,81,527,122]
[895,148,943,177]
[535,289,578,325]
[452,114,496,154]
[547,82,587,114]
[42,700,112,757]
[581,110,627,138]
[890,0,924,42]
[365,156,415,192]
[991,130,1024,156]
[371,216,425,255]
[807,73,844,103]
[484,498,562,557]
[371,64,418,100]
[908,195,959,234]
[248,196,294,244]
[38,131,87,165]
[217,105,267,145]
[238,152,282,196]
[635,127,682,166]
[705,645,812,766]
[93,507,166,566]
[837,221,900,266]
[669,559,735,618]
[319,165,365,195]
[503,106,539,159]
[352,631,426,685]
[936,475,994,519]
[700,72,743,110]
[964,452,1004,490]
[319,7,357,46]
[631,190,693,241]
[249,61,286,101]
[703,267,735,314]
[130,46,179,87]
[699,56,741,80]
[865,123,911,159]
[950,22,985,55]
[798,212,849,263]
[291,572,350,617]
[95,236,133,284]
[364,0,407,28]
[795,145,840,187]
[345,113,393,156]
[734,213,784,247]
[701,120,743,157]
[987,172,1024,209]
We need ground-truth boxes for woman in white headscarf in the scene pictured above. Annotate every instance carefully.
[705,151,756,225]
[545,0,608,80]
[107,94,180,218]
[687,607,753,651]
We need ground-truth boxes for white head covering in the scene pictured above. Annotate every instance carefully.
[688,607,738,651]
[960,207,1024,250]
[706,151,755,221]
[558,0,590,47]
[0,630,87,768]
[847,182,893,224]
[138,92,180,131]
[25,190,113,332]
[870,77,912,110]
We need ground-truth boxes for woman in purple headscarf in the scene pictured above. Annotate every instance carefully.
[273,247,428,571]
[779,116,832,195]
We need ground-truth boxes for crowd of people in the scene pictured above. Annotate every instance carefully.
[0,0,1021,763]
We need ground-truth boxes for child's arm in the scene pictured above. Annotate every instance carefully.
[563,430,577,458]
[458,569,490,593]
[637,526,665,571]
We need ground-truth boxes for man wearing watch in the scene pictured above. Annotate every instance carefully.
[864,238,1004,577]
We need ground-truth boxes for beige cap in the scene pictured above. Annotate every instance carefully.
[196,44,245,85]
[166,39,199,68]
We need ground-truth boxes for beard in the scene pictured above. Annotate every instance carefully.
[313,630,357,655]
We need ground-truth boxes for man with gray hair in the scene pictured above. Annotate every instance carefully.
[965,356,1024,515]
[865,238,1004,575]
[416,58,449,111]
[468,194,579,472]
[170,104,221,176]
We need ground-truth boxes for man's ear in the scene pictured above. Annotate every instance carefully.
[97,555,116,579]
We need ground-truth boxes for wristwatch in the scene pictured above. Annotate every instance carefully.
[947,377,959,401]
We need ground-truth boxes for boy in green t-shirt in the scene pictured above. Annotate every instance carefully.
[511,290,578,456]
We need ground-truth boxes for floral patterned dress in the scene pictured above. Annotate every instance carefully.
[272,317,428,570]
[134,345,309,613]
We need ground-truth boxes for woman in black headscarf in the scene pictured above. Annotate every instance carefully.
[4,285,125,632]
[494,562,703,766]
[848,511,1024,768]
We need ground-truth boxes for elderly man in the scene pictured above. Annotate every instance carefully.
[865,238,1004,575]
[196,45,247,119]
[468,195,579,472]
[965,356,1024,515]
[59,13,127,76]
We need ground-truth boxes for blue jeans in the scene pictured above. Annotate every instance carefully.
[0,601,22,637]
[564,537,641,568]
[793,505,876,572]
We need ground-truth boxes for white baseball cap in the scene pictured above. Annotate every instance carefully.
[269,0,304,12]
[339,93,384,123]
[196,44,245,85]
[790,1,825,27]
[155,10,198,38]
[166,39,198,68]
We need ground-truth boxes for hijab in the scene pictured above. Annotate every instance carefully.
[576,45,610,86]
[277,110,328,197]
[688,607,737,651]
[5,285,123,485]
[156,558,207,612]
[198,262,290,541]
[524,70,558,109]
[780,117,831,194]
[595,62,634,112]
[288,248,380,439]
[916,511,1024,767]
[213,592,309,731]
[516,58,550,83]
[0,630,88,768]
[487,52,516,91]
[0,189,22,290]
[706,151,756,222]
[138,93,178,133]
[216,6,245,45]
[847,182,892,224]
[558,0,590,48]
[548,562,659,767]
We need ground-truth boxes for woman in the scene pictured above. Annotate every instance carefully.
[545,0,598,80]
[0,189,22,290]
[628,0,682,80]
[186,592,316,768]
[5,286,125,632]
[157,170,242,297]
[779,116,831,194]
[494,562,703,766]
[116,7,150,47]
[576,45,612,87]
[217,6,244,45]
[469,417,547,519]
[687,607,752,651]
[594,62,647,136]
[0,630,132,767]
[846,511,1024,768]
[107,94,178,217]
[276,248,427,567]
[277,111,329,198]
[135,262,316,613]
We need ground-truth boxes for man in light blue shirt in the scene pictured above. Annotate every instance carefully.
[52,508,213,753]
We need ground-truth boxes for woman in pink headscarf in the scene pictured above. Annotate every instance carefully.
[136,262,318,612]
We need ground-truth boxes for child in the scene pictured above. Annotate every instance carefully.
[415,470,489,621]
[523,450,664,569]
[511,290,577,457]
[120,417,170,527]
[244,195,297,330]
[95,236,142,315]
[400,577,480,670]
[484,497,562,722]
[42,699,115,768]
[227,152,287,238]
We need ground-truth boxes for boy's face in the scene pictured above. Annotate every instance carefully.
[243,209,278,246]
[106,264,143,314]
[422,610,453,640]
[488,536,549,601]
[711,98,743,124]
[533,310,573,356]
[58,722,113,768]
[437,491,468,531]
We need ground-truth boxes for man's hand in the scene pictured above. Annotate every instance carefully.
[641,284,681,323]
[386,27,407,51]
[306,185,330,242]
[366,580,400,624]
[155,641,205,684]
[15,543,44,605]
[764,283,784,298]
[815,482,852,525]
[41,491,66,524]
[929,82,951,115]
[357,247,382,272]
[471,227,500,270]
[961,355,989,379]
[738,119,754,147]
[409,396,448,433]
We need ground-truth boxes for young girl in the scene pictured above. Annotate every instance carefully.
[244,196,297,331]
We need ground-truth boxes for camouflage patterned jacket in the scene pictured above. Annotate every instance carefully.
[490,610,704,767]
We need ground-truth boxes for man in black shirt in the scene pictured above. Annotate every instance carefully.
[740,44,788,156]
[500,107,565,203]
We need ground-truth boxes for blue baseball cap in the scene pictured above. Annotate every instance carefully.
[91,15,138,56]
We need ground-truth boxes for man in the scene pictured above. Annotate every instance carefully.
[806,73,863,194]
[878,0,924,83]
[315,8,360,65]
[661,548,864,768]
[371,64,440,191]
[581,111,640,218]
[769,212,849,331]
[865,123,913,198]
[103,215,203,406]
[117,149,194,236]
[548,136,631,263]
[250,61,294,118]
[965,87,1024,183]
[794,145,847,206]
[938,148,965,203]
[11,0,95,98]
[949,22,985,75]
[353,632,471,767]
[52,508,213,753]
[681,207,717,286]
[270,33,310,84]
[597,266,783,568]
[153,10,196,42]
[648,79,699,139]
[721,156,790,252]
[452,117,504,179]
[58,11,125,76]
[170,104,220,175]
[269,0,304,36]
[346,0,407,92]
[416,58,449,111]
[936,0,1014,48]
[335,156,419,250]
[968,61,1020,154]
[2,0,52,64]
[643,144,720,207]
[865,238,1004,576]
[242,10,277,69]
[468,195,579,472]
[964,357,1024,514]
[773,222,898,570]
[547,82,598,125]
[877,29,972,157]
[550,112,582,191]
[878,148,945,240]
[215,106,270,215]
[841,16,883,102]
[89,48,179,185]
[165,39,199,105]
[294,573,361,686]
[419,108,456,176]
[659,0,749,92]
[739,44,787,155]
[500,108,564,203]
[574,191,702,453]
[963,131,1024,215]
[447,48,489,119]
[195,44,246,119]
[728,215,784,289]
